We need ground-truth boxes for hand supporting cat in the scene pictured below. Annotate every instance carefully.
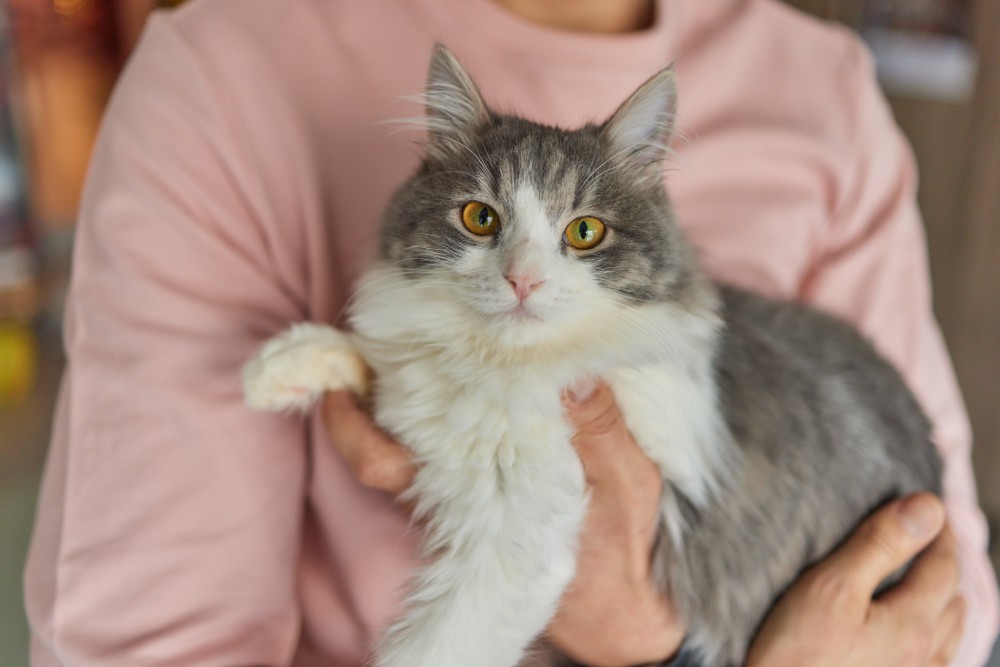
[747,496,964,667]
[549,383,686,666]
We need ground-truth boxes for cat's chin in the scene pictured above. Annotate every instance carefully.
[484,310,584,355]
[503,304,542,322]
[491,315,552,342]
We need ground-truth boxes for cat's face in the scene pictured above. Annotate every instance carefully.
[379,46,697,349]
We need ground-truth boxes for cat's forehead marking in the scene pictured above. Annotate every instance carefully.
[509,182,553,246]
[478,127,584,215]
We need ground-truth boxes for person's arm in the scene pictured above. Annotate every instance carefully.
[798,39,999,666]
[25,15,309,666]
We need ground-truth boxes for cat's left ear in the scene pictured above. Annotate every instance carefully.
[423,44,490,161]
[600,67,678,184]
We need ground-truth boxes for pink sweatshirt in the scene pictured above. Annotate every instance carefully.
[24,0,999,665]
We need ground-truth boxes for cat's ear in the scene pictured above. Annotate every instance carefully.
[423,44,490,160]
[600,67,677,184]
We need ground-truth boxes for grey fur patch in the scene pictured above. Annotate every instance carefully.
[653,287,940,666]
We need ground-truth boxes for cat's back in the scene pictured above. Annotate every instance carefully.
[668,285,942,666]
[715,284,938,488]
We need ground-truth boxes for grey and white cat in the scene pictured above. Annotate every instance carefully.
[242,46,941,667]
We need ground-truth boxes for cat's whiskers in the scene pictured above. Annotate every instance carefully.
[578,141,635,191]
[599,306,683,363]
[436,135,493,179]
[362,263,462,284]
[583,299,698,378]
[580,127,679,190]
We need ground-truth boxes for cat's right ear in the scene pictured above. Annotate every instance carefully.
[600,66,678,186]
[423,44,490,160]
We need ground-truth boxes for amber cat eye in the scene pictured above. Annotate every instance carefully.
[462,202,500,236]
[564,217,606,250]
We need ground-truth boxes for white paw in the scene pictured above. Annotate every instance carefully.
[242,323,369,412]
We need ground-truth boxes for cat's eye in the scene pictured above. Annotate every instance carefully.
[564,217,606,250]
[462,202,500,236]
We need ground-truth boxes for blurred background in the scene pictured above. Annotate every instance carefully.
[0,0,997,664]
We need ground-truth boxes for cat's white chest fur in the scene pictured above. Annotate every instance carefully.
[369,350,589,667]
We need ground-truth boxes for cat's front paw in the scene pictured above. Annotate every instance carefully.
[242,323,369,412]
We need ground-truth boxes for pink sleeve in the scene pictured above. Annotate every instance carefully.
[25,15,309,666]
[800,41,999,666]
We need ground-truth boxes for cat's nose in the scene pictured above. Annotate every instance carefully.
[505,273,545,301]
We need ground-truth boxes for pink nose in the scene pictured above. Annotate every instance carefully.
[505,273,544,300]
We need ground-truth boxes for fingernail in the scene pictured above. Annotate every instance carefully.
[568,379,597,403]
[898,495,942,539]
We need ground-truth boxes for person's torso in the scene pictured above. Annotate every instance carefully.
[166,0,868,662]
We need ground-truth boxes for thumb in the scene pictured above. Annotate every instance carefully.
[820,493,945,600]
[562,380,625,439]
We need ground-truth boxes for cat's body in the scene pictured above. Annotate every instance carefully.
[243,46,941,667]
[645,286,940,665]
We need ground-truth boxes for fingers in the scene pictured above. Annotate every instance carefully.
[929,595,967,667]
[562,381,661,494]
[562,380,632,476]
[819,494,945,603]
[873,524,962,667]
[322,391,416,495]
[879,526,959,617]
[563,380,625,443]
[550,376,686,667]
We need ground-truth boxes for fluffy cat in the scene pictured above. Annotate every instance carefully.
[242,45,941,667]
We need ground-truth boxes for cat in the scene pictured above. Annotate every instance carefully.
[242,45,942,667]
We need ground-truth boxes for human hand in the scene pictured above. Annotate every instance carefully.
[321,390,416,495]
[747,493,965,667]
[547,381,685,667]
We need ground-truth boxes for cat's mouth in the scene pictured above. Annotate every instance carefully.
[504,303,542,322]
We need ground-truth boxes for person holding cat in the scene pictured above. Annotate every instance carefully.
[23,0,999,666]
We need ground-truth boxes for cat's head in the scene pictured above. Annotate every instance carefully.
[373,45,713,357]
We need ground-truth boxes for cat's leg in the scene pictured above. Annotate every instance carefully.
[375,532,578,667]
[374,466,586,667]
[242,323,368,412]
